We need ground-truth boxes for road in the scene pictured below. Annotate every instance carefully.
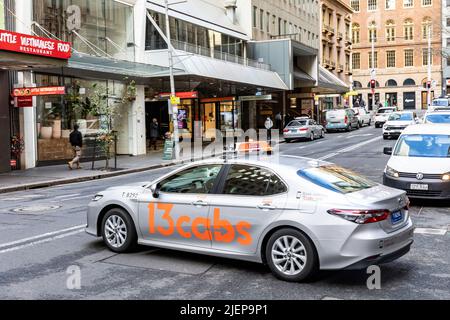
[0,125,449,300]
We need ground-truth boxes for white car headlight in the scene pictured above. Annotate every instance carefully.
[92,194,104,201]
[385,166,399,178]
[442,173,450,181]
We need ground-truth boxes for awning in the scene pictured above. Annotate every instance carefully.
[293,66,315,82]
[317,65,349,93]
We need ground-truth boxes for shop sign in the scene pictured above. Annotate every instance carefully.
[162,140,174,160]
[170,95,181,106]
[0,29,71,59]
[446,79,450,86]
[238,95,272,101]
[159,91,198,99]
[12,86,66,97]
[16,96,33,107]
[200,97,235,103]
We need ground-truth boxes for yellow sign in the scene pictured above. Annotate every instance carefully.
[170,95,180,105]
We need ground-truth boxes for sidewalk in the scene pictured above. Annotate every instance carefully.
[0,148,223,194]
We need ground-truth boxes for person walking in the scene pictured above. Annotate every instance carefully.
[275,112,282,133]
[68,124,83,170]
[264,116,273,141]
[149,118,159,150]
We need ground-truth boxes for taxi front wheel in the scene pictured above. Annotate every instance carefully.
[266,228,318,282]
[101,208,137,253]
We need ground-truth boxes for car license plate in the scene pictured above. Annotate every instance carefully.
[391,210,403,224]
[290,129,297,133]
[410,183,429,191]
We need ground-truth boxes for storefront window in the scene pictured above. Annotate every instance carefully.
[177,100,193,139]
[33,0,135,60]
[202,103,216,140]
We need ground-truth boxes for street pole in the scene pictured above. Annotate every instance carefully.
[164,0,180,159]
[371,28,376,111]
[427,24,432,109]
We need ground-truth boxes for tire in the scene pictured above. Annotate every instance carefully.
[368,119,372,126]
[320,130,325,138]
[101,208,138,253]
[309,133,314,141]
[383,135,389,140]
[346,125,351,132]
[285,139,291,143]
[265,228,319,282]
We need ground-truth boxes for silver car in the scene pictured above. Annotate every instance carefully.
[283,118,325,143]
[86,156,414,282]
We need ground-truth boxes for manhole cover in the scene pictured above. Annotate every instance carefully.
[11,205,61,213]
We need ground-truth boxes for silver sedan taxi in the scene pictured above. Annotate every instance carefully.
[283,118,325,143]
[86,156,414,282]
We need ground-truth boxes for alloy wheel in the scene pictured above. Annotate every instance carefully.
[271,235,307,276]
[104,215,128,248]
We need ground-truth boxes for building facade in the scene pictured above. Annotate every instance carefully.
[442,0,450,96]
[351,0,442,111]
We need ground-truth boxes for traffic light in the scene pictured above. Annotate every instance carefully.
[370,79,376,89]
[426,81,431,89]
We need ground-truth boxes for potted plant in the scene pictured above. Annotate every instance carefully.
[10,135,24,169]
[122,78,137,103]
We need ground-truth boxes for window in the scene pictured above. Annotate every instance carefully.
[386,0,396,9]
[252,6,257,28]
[404,0,414,7]
[351,0,360,11]
[403,78,416,85]
[352,23,360,44]
[369,51,378,68]
[353,81,363,88]
[368,0,378,10]
[393,135,450,158]
[386,79,398,86]
[404,49,414,66]
[422,48,431,65]
[368,21,377,42]
[260,9,264,30]
[266,12,270,32]
[386,20,396,41]
[386,50,396,67]
[158,165,222,194]
[422,0,432,6]
[422,17,432,40]
[222,165,287,196]
[404,19,414,40]
[352,52,361,69]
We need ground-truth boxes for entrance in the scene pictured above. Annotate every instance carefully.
[421,91,434,109]
[145,101,169,143]
[368,93,380,110]
[385,92,397,107]
[200,97,241,140]
[403,92,416,110]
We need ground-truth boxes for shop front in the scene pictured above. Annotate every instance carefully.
[200,97,241,141]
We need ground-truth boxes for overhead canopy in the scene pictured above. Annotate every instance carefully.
[316,65,349,93]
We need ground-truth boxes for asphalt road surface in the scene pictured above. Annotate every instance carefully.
[0,125,449,299]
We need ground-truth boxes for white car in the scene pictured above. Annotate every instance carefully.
[374,107,397,128]
[351,107,372,127]
[383,111,419,140]
[383,124,450,199]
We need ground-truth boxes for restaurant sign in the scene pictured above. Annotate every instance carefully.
[12,86,66,97]
[0,29,71,59]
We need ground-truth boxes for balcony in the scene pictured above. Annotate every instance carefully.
[337,32,343,40]
[328,27,335,36]
[170,39,271,71]
[322,24,329,34]
[345,34,352,45]
[330,61,336,70]
[323,59,330,68]
[337,64,344,73]
[345,64,352,75]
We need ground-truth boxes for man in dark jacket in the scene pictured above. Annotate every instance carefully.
[149,118,159,150]
[68,124,83,170]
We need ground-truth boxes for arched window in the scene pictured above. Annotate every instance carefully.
[368,21,377,42]
[385,79,398,87]
[353,81,363,88]
[422,17,432,40]
[403,78,416,86]
[404,18,413,40]
[386,20,396,42]
[352,23,360,44]
[367,80,380,88]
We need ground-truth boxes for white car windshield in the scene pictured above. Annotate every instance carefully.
[394,134,450,158]
[389,113,413,121]
[377,109,395,114]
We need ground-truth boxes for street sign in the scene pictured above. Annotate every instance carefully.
[162,140,174,160]
[170,95,180,105]
[431,80,437,89]
[370,69,376,79]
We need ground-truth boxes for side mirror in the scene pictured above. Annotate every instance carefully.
[150,183,160,198]
[383,147,393,155]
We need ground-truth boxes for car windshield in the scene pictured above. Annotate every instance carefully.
[432,100,449,107]
[425,114,450,123]
[377,108,395,114]
[288,120,307,126]
[298,165,377,194]
[393,134,450,158]
[388,113,413,121]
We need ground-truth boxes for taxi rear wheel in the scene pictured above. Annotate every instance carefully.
[101,208,137,253]
[265,228,318,282]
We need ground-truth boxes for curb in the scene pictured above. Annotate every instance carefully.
[0,154,220,194]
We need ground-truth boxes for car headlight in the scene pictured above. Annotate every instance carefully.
[442,173,450,181]
[385,166,399,178]
[92,194,104,201]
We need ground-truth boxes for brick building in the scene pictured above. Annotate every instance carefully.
[351,0,442,110]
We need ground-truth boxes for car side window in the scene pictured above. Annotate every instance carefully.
[159,165,222,194]
[222,165,287,196]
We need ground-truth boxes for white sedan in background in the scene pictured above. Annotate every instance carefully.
[383,111,419,140]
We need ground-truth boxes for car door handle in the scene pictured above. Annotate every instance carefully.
[191,200,208,207]
[257,204,276,210]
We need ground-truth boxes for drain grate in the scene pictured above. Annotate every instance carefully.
[11,205,61,213]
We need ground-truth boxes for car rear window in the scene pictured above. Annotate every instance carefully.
[287,120,307,126]
[326,110,345,118]
[297,165,377,194]
[425,114,450,123]
[377,108,395,114]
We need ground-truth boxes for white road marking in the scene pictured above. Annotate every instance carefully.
[0,224,86,250]
[53,193,81,199]
[318,136,382,160]
[414,228,447,235]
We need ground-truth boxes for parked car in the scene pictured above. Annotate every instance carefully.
[86,156,414,282]
[351,107,372,127]
[429,98,450,111]
[423,110,450,124]
[383,124,450,199]
[374,107,397,128]
[383,111,419,140]
[324,109,359,132]
[283,118,325,143]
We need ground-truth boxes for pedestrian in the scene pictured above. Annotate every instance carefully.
[354,99,360,108]
[149,118,159,150]
[68,124,83,170]
[275,112,282,133]
[264,116,273,141]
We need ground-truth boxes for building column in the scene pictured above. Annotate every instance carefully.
[129,85,146,156]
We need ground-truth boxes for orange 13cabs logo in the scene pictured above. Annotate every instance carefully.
[147,202,252,245]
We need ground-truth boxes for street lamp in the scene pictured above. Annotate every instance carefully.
[369,24,376,111]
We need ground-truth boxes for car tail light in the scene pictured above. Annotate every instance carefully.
[327,208,389,224]
[283,129,289,133]
[299,128,308,131]
[344,116,348,124]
